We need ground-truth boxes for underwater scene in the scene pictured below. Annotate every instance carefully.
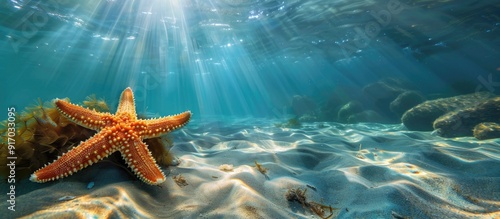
[0,0,499,218]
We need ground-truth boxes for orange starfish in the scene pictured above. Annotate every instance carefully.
[30,87,191,185]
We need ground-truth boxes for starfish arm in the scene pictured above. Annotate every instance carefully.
[120,138,166,185]
[30,131,117,183]
[142,111,191,138]
[116,87,136,118]
[55,99,109,130]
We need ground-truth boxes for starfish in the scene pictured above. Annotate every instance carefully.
[30,87,191,185]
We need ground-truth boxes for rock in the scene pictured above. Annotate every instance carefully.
[321,87,358,121]
[338,101,363,123]
[275,117,301,128]
[362,78,409,101]
[402,92,495,131]
[362,78,415,122]
[291,95,316,117]
[473,122,500,140]
[299,113,318,122]
[347,110,384,123]
[433,97,500,138]
[390,91,425,117]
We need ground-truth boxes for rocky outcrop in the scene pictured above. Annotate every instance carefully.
[321,87,359,121]
[299,78,423,124]
[337,101,363,123]
[433,97,500,138]
[390,91,425,117]
[362,78,408,103]
[359,78,424,123]
[347,110,384,123]
[402,92,495,131]
[473,122,500,140]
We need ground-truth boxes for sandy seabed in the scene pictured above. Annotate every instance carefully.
[2,118,499,218]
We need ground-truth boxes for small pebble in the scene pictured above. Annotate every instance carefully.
[87,181,95,189]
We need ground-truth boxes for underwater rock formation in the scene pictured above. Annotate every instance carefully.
[362,78,411,122]
[347,110,384,123]
[275,118,301,128]
[295,78,419,124]
[298,113,318,122]
[433,97,500,138]
[320,86,358,121]
[337,101,363,123]
[390,91,425,117]
[362,78,408,102]
[473,122,500,140]
[291,95,316,117]
[402,92,495,131]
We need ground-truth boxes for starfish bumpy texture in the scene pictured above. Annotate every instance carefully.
[30,87,191,185]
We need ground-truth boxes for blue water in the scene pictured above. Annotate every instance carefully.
[1,1,500,218]
[1,0,499,119]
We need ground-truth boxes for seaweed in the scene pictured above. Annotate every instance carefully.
[306,184,317,191]
[82,94,110,112]
[254,160,268,174]
[285,188,335,219]
[173,174,188,187]
[254,160,270,180]
[0,98,94,180]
